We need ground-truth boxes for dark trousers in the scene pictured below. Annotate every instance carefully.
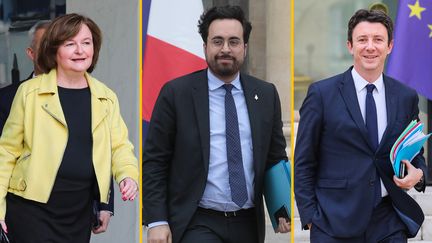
[310,197,407,243]
[181,208,259,243]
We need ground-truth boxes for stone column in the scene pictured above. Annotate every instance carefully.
[265,0,291,154]
[247,0,266,80]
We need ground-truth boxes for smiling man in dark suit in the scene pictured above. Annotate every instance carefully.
[143,5,289,243]
[295,9,426,243]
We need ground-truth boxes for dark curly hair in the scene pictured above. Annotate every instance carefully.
[198,5,252,44]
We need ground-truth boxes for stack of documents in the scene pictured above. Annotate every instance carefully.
[263,160,291,231]
[390,120,431,178]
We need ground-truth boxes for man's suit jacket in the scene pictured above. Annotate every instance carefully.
[0,73,115,213]
[295,67,426,238]
[0,73,33,135]
[142,69,287,243]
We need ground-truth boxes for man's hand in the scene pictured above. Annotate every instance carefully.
[92,210,112,234]
[148,225,172,243]
[393,160,423,190]
[275,218,290,233]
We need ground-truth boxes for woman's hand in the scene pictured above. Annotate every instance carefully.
[119,177,138,201]
[92,210,112,234]
[0,220,7,233]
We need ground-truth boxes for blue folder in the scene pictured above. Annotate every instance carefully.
[394,134,430,177]
[263,160,291,230]
[391,120,431,178]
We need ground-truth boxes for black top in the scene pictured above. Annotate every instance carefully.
[54,86,95,190]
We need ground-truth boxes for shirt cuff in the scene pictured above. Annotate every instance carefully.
[99,210,114,216]
[148,221,169,229]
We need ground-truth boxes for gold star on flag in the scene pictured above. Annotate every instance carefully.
[429,24,432,38]
[408,0,426,20]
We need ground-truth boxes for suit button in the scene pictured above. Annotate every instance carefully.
[370,181,374,186]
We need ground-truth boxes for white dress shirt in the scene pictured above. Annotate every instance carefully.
[351,68,388,197]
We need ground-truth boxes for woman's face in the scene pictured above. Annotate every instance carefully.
[56,24,94,75]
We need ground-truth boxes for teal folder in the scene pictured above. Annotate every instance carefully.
[390,120,431,178]
[263,160,291,231]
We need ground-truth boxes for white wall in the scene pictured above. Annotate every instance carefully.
[67,1,140,242]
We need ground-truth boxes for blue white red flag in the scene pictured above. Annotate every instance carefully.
[142,0,207,139]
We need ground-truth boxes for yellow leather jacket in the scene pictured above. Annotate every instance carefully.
[0,69,139,219]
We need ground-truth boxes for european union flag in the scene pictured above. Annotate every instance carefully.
[387,0,432,100]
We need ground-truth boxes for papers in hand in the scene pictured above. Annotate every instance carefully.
[390,120,431,178]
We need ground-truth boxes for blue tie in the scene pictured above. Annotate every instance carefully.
[366,84,378,151]
[223,84,248,207]
[365,84,381,205]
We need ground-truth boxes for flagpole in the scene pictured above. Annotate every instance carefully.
[427,100,432,185]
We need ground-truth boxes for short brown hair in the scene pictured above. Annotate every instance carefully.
[37,13,102,74]
[347,9,393,45]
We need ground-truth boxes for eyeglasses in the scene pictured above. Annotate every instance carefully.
[209,38,243,49]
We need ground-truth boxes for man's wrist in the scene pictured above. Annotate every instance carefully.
[148,221,169,229]
[415,176,424,188]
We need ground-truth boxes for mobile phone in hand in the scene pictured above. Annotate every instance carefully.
[92,201,101,229]
[92,213,101,229]
[399,162,406,179]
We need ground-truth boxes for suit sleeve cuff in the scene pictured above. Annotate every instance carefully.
[148,221,169,229]
[414,174,425,192]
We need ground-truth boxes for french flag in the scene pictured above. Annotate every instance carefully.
[142,0,207,140]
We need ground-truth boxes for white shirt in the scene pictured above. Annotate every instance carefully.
[351,68,388,197]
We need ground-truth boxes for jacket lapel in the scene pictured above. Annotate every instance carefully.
[338,68,374,150]
[240,74,262,176]
[39,70,67,127]
[192,70,211,172]
[38,70,109,131]
[377,75,397,151]
[86,73,108,132]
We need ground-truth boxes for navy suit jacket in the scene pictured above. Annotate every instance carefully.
[294,67,426,238]
[0,74,32,135]
[142,69,287,243]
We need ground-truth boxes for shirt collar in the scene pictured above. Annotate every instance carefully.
[207,69,242,91]
[351,68,384,94]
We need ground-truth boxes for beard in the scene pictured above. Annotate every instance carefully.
[207,54,243,79]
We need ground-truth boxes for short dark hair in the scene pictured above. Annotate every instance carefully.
[198,5,252,44]
[347,9,393,45]
[37,13,102,74]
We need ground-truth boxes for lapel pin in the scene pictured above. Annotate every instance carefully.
[254,94,258,100]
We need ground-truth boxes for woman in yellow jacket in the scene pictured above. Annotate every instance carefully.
[0,14,139,242]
